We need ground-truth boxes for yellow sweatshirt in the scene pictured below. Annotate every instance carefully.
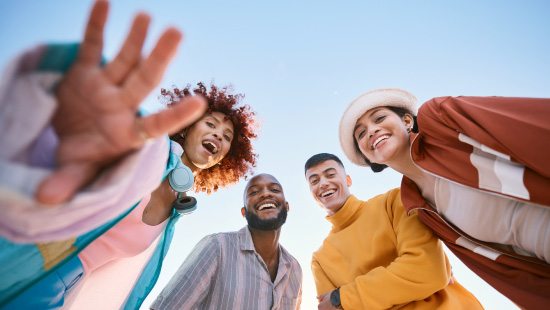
[311,189,483,310]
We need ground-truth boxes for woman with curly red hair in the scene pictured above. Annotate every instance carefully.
[162,82,257,194]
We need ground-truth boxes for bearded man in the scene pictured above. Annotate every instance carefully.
[151,174,302,310]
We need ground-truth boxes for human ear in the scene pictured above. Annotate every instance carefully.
[285,202,290,212]
[241,207,246,218]
[178,127,189,141]
[402,114,414,130]
[346,175,352,187]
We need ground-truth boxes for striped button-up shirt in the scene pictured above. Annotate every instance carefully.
[151,226,302,310]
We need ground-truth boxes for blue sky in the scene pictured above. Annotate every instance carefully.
[1,0,548,309]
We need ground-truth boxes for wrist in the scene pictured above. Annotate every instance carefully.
[330,287,344,309]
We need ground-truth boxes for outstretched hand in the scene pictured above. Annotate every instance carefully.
[36,0,206,205]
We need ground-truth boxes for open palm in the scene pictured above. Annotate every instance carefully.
[36,0,206,205]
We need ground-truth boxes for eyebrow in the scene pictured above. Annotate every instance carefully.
[353,108,382,132]
[246,182,281,191]
[209,115,234,135]
[307,168,336,181]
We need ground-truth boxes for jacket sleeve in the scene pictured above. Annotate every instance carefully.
[340,192,451,309]
[419,95,550,178]
[311,255,337,296]
[150,235,220,310]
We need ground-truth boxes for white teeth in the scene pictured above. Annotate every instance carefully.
[203,141,218,154]
[321,189,335,197]
[373,135,389,148]
[258,203,276,210]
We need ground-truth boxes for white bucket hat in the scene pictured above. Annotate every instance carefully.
[338,88,418,166]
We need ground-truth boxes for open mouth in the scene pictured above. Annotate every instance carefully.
[258,203,277,211]
[320,189,336,198]
[372,134,390,149]
[202,141,219,154]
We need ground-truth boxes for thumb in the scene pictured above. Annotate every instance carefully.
[36,162,98,205]
[140,95,207,141]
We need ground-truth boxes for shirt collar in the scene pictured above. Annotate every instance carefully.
[238,225,256,251]
[238,225,291,265]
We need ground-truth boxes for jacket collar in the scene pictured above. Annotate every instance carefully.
[326,195,362,232]
[400,176,436,215]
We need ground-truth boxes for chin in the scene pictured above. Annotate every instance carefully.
[325,204,338,213]
[193,159,218,170]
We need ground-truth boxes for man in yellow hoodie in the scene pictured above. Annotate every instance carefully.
[304,153,484,310]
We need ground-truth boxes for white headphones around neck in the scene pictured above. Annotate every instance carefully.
[169,161,197,215]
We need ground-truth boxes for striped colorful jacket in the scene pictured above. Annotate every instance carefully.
[401,95,550,310]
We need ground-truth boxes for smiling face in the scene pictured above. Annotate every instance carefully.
[242,174,289,231]
[305,160,351,216]
[354,107,414,167]
[181,111,234,171]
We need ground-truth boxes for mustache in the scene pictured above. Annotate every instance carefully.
[253,199,281,209]
[245,207,287,231]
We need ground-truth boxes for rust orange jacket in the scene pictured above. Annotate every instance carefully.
[402,95,550,310]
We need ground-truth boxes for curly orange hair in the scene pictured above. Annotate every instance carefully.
[160,82,258,194]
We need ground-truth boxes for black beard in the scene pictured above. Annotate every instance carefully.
[245,206,287,231]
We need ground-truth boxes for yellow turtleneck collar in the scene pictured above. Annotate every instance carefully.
[325,194,364,232]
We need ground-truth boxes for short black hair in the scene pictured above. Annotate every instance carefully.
[304,153,345,175]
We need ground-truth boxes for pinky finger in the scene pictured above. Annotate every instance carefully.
[35,162,99,206]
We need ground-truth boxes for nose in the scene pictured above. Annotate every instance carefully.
[368,127,380,139]
[319,177,329,188]
[212,132,223,142]
[259,188,273,198]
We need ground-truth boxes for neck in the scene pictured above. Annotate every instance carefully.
[326,194,351,216]
[386,144,436,205]
[180,153,202,176]
[249,226,281,282]
[388,149,423,181]
[249,226,280,261]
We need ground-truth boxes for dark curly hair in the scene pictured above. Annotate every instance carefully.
[160,82,258,194]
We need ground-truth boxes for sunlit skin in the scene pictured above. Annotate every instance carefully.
[242,174,289,222]
[142,112,234,226]
[181,111,234,173]
[241,174,290,282]
[354,107,436,207]
[354,107,413,168]
[305,160,352,216]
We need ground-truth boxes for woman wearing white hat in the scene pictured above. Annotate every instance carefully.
[338,88,550,310]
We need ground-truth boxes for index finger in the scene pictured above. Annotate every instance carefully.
[120,27,183,107]
[78,0,109,65]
